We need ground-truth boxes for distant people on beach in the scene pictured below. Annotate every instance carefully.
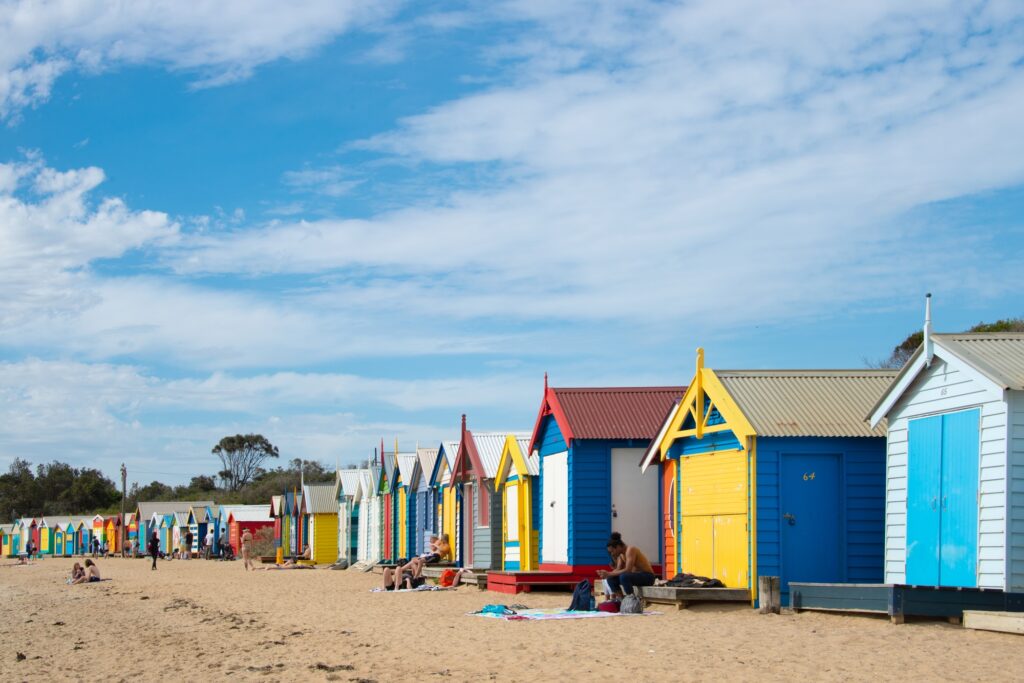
[148,531,160,570]
[204,530,215,559]
[397,533,451,579]
[241,529,254,571]
[184,531,194,558]
[72,559,101,584]
[91,538,99,557]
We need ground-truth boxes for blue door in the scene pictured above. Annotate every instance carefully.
[906,409,979,587]
[907,414,943,585]
[939,410,979,587]
[781,453,842,595]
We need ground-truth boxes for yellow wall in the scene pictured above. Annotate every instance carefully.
[311,513,339,564]
[397,487,407,559]
[442,485,457,560]
[40,528,50,552]
[679,449,749,588]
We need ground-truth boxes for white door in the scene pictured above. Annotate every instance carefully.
[611,447,661,562]
[337,501,348,563]
[504,481,520,565]
[542,451,569,563]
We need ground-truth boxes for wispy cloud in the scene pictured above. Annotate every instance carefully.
[282,165,364,197]
[0,0,401,119]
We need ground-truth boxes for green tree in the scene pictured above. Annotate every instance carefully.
[212,434,280,491]
[875,317,1024,368]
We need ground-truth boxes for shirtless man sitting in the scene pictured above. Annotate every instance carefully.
[596,532,655,598]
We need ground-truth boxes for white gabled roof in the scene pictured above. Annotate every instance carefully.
[227,505,273,523]
[337,469,364,499]
[869,332,1024,426]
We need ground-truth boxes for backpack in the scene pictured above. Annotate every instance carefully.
[439,569,457,587]
[568,579,593,611]
[597,600,620,613]
[620,594,643,614]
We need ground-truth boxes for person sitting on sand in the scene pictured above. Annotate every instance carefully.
[73,559,101,584]
[595,532,655,598]
[382,566,424,591]
[300,544,311,561]
[69,562,84,583]
[398,533,451,579]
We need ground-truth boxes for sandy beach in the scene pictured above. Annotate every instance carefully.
[1,557,1022,682]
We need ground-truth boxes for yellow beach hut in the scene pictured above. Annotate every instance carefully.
[1,524,13,556]
[494,434,540,571]
[301,483,339,564]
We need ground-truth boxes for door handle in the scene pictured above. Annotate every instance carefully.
[549,501,556,508]
[783,513,796,526]
[931,497,938,510]
[941,496,947,510]
[612,504,618,519]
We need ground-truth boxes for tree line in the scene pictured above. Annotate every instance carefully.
[0,434,336,524]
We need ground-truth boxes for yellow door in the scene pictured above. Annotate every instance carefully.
[41,529,50,553]
[398,488,407,558]
[679,450,749,587]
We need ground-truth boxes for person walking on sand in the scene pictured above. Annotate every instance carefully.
[241,529,254,571]
[184,530,193,559]
[204,529,214,559]
[148,531,160,570]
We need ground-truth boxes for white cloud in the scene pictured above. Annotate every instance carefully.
[0,0,398,119]
[167,1,1024,334]
[283,165,363,198]
[0,358,539,482]
[0,157,177,329]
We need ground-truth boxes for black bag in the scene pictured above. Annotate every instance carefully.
[568,579,593,611]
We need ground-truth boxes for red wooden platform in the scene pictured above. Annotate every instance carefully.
[486,569,593,594]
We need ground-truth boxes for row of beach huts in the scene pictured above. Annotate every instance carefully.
[4,316,1024,620]
[328,321,1024,619]
[1,503,276,560]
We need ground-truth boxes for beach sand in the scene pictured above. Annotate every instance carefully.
[1,557,1022,682]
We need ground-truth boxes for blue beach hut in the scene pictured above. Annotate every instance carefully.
[411,447,440,557]
[868,325,1024,592]
[530,381,680,573]
[641,350,894,604]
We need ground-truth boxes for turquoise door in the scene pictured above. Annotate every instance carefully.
[781,453,842,590]
[907,409,979,587]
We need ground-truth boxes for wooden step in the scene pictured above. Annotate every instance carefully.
[964,610,1024,635]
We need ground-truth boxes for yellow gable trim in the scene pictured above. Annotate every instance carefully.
[657,357,755,458]
[495,434,530,489]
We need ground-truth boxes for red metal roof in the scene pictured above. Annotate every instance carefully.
[529,384,686,451]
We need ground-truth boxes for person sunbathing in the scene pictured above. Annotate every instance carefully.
[382,566,424,591]
[398,534,451,579]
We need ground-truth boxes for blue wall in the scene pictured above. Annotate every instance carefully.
[537,413,651,567]
[755,436,885,602]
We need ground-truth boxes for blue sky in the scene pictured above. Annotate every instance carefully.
[1,1,1023,486]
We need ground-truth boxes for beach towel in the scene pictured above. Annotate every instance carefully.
[470,608,658,621]
[369,585,455,593]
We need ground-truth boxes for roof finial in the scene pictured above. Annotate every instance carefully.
[544,371,548,391]
[924,293,934,368]
[461,413,467,436]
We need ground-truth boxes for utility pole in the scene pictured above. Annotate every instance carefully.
[120,463,127,558]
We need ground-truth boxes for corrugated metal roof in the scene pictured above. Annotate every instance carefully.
[362,468,376,498]
[416,448,439,485]
[717,370,896,437]
[934,333,1024,390]
[137,501,215,519]
[0,524,13,534]
[173,512,190,525]
[472,432,530,478]
[302,483,337,514]
[42,516,72,527]
[190,506,212,523]
[396,453,417,484]
[337,469,364,498]
[514,435,539,476]
[554,386,686,440]
[270,496,282,515]
[227,505,273,523]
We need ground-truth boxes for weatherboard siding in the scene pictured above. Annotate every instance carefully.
[885,357,1008,588]
[471,480,502,569]
[568,440,612,566]
[1008,390,1024,591]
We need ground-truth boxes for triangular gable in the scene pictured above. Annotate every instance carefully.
[495,434,535,488]
[641,348,755,471]
[527,382,574,454]
[452,417,486,483]
[377,464,390,495]
[868,335,1006,427]
[429,441,454,488]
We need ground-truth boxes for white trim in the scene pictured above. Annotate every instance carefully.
[640,400,681,473]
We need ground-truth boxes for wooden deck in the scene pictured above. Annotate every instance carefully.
[421,566,488,589]
[486,569,591,595]
[635,585,750,610]
[790,583,1024,623]
[963,610,1024,635]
